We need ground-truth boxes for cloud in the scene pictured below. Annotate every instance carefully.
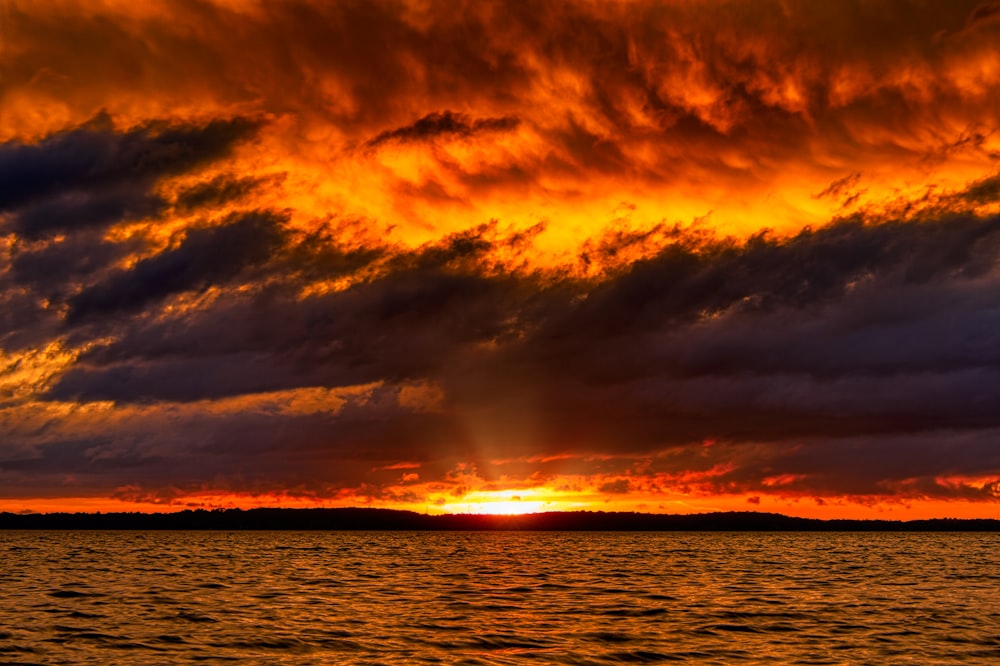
[0,385,466,499]
[3,1,1000,512]
[65,210,289,323]
[675,430,1000,501]
[8,169,1000,508]
[967,1,1000,27]
[0,115,265,350]
[598,479,632,494]
[960,172,1000,205]
[51,222,547,400]
[365,110,520,149]
[7,188,166,240]
[0,114,259,215]
[9,232,140,291]
[5,0,999,244]
[174,174,277,212]
[42,213,1000,455]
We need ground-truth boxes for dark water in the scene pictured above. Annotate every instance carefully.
[1,531,998,664]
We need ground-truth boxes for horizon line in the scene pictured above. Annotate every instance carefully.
[2,507,999,530]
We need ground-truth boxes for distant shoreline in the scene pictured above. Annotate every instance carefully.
[1,508,998,531]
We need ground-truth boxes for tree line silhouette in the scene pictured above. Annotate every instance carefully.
[1,508,997,530]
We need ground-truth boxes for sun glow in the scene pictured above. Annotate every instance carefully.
[438,490,558,515]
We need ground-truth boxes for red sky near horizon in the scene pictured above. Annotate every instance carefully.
[2,0,1000,519]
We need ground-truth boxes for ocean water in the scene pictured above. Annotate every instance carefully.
[1,531,998,664]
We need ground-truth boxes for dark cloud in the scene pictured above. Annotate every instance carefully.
[960,172,1000,205]
[598,479,631,494]
[0,115,270,351]
[65,210,288,323]
[0,114,259,215]
[9,232,142,290]
[967,1,1000,26]
[0,384,468,499]
[282,220,390,283]
[174,174,276,212]
[49,353,370,404]
[676,431,1000,501]
[814,172,863,201]
[365,111,520,149]
[52,223,549,400]
[45,213,1000,468]
[8,188,166,240]
[0,436,161,474]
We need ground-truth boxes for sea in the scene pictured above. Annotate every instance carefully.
[1,531,998,664]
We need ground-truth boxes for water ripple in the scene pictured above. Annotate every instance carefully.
[0,531,997,663]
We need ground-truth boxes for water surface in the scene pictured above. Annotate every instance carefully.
[1,531,998,663]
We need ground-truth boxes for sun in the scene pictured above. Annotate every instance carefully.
[439,490,551,515]
[468,500,548,515]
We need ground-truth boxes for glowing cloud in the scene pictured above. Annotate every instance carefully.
[2,0,1000,518]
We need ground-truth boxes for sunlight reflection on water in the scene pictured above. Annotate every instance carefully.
[1,531,998,664]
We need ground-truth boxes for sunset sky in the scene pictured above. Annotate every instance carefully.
[2,0,1000,518]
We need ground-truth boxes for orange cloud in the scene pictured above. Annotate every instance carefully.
[4,0,999,252]
[2,1,1000,518]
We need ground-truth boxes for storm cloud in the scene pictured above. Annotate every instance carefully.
[0,116,258,231]
[25,209,1000,507]
[365,111,521,149]
[66,210,289,322]
[2,0,1000,515]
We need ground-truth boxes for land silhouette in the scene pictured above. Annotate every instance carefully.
[0,508,997,531]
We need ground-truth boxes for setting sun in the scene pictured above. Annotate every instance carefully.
[438,490,556,516]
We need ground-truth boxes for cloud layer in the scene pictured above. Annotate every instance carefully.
[2,0,1000,515]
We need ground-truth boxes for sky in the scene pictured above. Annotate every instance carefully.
[2,0,1000,518]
